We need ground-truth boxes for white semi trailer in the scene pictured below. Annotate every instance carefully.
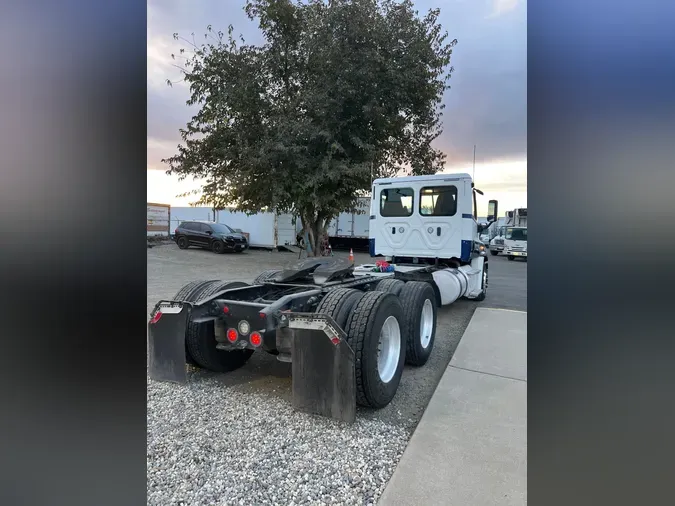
[295,196,372,248]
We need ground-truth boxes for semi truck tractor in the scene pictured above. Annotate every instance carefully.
[148,173,498,422]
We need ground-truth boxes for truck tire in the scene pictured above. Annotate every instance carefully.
[398,281,437,366]
[173,280,220,302]
[173,280,220,365]
[345,291,406,409]
[185,281,254,372]
[315,288,365,329]
[374,278,405,296]
[473,262,488,302]
[507,255,515,261]
[172,280,250,369]
[253,269,281,284]
[198,279,249,300]
[490,250,498,256]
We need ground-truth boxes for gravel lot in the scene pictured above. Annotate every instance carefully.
[147,244,526,505]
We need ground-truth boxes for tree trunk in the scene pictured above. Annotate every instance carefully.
[301,213,328,257]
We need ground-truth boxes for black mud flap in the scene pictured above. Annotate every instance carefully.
[283,312,356,423]
[147,302,190,384]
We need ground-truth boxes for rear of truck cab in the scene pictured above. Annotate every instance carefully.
[369,173,475,262]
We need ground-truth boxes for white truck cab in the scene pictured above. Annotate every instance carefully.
[364,173,498,302]
[368,173,496,263]
[504,226,528,261]
[489,226,506,256]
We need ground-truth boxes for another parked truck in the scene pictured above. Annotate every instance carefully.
[489,208,527,257]
[503,226,527,261]
[148,173,498,422]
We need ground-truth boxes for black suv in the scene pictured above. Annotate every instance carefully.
[174,221,249,254]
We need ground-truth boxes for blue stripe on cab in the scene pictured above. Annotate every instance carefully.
[461,240,472,262]
[462,213,474,219]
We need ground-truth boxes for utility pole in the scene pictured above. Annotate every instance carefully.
[472,144,476,181]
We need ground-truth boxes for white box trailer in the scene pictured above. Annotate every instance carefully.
[169,207,217,232]
[215,209,296,249]
[506,208,527,227]
[298,196,371,241]
[170,206,297,249]
[147,202,171,237]
[329,197,371,239]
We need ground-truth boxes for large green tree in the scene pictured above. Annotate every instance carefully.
[164,0,457,255]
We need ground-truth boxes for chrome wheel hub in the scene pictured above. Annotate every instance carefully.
[377,316,401,383]
[420,299,434,349]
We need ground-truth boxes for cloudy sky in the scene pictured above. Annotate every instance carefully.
[147,0,526,214]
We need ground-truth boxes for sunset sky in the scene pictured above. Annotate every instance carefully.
[147,0,526,216]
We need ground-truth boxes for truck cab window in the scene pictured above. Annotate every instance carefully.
[505,228,527,241]
[380,188,414,217]
[420,186,457,216]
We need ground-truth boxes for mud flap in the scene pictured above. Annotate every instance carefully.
[283,313,356,423]
[147,302,190,384]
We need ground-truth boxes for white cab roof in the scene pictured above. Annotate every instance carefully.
[373,173,472,185]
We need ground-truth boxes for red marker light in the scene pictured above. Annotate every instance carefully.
[250,332,262,347]
[222,305,230,314]
[226,328,238,342]
[150,311,163,324]
[259,312,266,319]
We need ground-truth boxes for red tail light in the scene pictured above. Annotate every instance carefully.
[222,305,230,314]
[226,328,238,342]
[149,311,162,324]
[250,332,262,347]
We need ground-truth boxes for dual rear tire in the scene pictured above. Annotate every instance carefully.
[375,278,437,366]
[398,282,437,366]
[320,280,438,408]
[172,275,439,410]
[344,291,406,409]
[173,280,254,372]
[253,269,282,285]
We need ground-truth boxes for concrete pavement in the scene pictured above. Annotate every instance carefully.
[379,307,527,506]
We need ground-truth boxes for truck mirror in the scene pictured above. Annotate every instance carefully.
[487,200,498,223]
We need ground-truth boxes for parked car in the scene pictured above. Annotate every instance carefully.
[174,221,249,253]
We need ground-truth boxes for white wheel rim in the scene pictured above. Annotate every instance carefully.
[420,299,434,349]
[377,316,401,383]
